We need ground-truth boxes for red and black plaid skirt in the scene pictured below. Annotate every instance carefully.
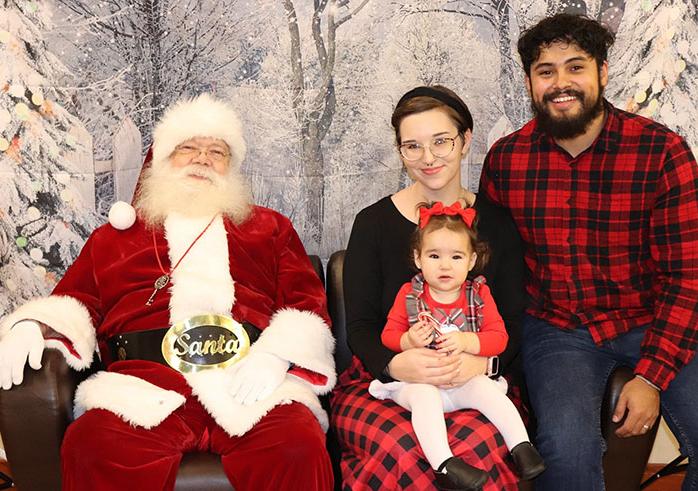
[330,357,521,490]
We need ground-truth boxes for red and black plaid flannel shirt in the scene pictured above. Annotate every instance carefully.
[480,101,698,390]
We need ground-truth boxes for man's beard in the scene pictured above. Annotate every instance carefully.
[532,82,605,140]
[134,162,252,227]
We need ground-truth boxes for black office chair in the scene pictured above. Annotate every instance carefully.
[640,453,688,489]
[0,470,11,490]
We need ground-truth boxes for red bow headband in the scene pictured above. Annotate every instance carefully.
[419,201,476,229]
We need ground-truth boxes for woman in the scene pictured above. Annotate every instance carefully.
[330,86,526,490]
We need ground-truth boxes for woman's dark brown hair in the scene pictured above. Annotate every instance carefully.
[391,85,473,145]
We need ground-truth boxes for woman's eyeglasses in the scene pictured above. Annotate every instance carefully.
[398,135,459,161]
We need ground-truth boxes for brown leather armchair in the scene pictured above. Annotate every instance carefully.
[325,250,659,491]
[0,256,326,491]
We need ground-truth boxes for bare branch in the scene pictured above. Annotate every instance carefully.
[335,0,370,28]
[312,0,329,71]
[396,3,496,29]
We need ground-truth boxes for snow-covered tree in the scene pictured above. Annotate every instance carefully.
[53,0,255,152]
[0,0,98,315]
[229,0,371,253]
[608,0,698,149]
[280,0,370,248]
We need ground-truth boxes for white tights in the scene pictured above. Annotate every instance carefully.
[391,375,529,470]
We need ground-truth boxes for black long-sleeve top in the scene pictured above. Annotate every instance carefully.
[343,195,526,384]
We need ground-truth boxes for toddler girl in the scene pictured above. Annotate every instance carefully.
[369,201,545,490]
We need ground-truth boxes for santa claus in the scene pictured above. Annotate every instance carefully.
[0,94,336,490]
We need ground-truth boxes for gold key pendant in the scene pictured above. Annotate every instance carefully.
[146,274,170,306]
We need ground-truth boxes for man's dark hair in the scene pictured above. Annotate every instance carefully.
[518,13,615,75]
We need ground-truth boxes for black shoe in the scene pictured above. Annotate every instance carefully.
[510,442,546,480]
[434,457,488,490]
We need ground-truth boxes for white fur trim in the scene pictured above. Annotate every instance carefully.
[185,369,328,437]
[74,371,186,428]
[252,309,336,394]
[72,366,330,438]
[164,214,235,322]
[0,296,96,370]
[152,94,246,170]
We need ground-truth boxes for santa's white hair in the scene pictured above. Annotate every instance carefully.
[133,94,252,226]
[151,93,247,171]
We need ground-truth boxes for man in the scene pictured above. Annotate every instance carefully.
[480,13,698,490]
[0,94,336,490]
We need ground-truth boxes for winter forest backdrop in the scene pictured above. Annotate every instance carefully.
[1,0,697,316]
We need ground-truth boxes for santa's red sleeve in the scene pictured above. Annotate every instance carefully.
[0,232,101,370]
[246,214,336,394]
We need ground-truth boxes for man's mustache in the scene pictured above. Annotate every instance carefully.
[543,89,584,103]
[175,165,219,183]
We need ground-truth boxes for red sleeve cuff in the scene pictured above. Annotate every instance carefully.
[289,366,328,386]
[634,358,674,391]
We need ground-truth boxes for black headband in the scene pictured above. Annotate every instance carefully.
[396,86,473,132]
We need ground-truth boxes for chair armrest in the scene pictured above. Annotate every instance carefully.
[327,250,352,374]
[0,349,84,491]
[601,365,658,491]
[308,255,325,288]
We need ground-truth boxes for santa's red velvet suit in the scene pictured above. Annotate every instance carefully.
[0,206,336,490]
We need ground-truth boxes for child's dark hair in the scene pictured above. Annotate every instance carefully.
[411,202,489,272]
[517,13,615,76]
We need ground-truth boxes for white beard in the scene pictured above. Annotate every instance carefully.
[134,162,252,227]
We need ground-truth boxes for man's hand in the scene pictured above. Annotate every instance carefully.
[402,320,433,350]
[0,320,45,390]
[613,376,660,437]
[228,351,290,405]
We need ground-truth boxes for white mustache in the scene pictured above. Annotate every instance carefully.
[177,165,220,183]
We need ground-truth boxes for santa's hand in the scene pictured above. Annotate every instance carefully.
[0,320,45,390]
[228,352,290,405]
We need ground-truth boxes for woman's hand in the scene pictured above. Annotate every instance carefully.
[401,320,433,350]
[438,352,488,389]
[387,348,460,385]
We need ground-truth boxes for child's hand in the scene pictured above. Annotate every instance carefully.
[436,331,480,355]
[402,320,434,350]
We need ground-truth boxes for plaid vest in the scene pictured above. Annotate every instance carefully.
[405,273,486,335]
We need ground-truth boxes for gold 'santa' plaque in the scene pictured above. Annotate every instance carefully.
[161,314,251,373]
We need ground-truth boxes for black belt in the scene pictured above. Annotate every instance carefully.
[107,321,261,365]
